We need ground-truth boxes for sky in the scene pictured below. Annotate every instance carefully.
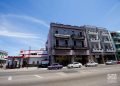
[0,0,120,55]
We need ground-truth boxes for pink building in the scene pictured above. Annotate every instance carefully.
[20,49,48,67]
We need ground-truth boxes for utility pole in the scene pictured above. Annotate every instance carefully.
[27,46,31,68]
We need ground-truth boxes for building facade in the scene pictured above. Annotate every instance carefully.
[47,23,90,66]
[20,49,48,67]
[111,32,120,61]
[7,56,23,68]
[0,50,8,68]
[81,25,116,64]
[47,23,116,66]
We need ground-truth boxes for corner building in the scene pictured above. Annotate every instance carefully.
[47,23,117,66]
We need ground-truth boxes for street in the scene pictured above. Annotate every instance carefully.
[0,64,120,86]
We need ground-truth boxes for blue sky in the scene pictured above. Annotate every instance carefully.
[0,0,120,55]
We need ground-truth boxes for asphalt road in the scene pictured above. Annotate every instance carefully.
[0,64,120,86]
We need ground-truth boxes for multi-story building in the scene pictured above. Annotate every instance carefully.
[47,23,117,66]
[47,23,89,66]
[20,48,48,67]
[0,50,8,68]
[111,32,120,61]
[81,25,116,64]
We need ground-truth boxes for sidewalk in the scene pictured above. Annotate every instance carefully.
[0,67,47,72]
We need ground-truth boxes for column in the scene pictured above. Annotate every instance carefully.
[71,56,74,63]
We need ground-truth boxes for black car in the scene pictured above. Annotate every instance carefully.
[47,63,63,70]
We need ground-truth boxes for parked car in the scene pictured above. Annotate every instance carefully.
[117,61,120,64]
[85,62,98,67]
[67,62,82,68]
[105,60,117,65]
[38,60,49,68]
[47,63,63,70]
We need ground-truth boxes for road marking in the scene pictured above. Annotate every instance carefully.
[34,75,43,78]
[56,72,67,76]
[8,76,12,81]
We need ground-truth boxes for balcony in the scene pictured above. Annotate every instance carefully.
[106,49,115,52]
[115,42,120,45]
[90,38,100,42]
[54,45,71,50]
[116,48,120,51]
[88,31,98,35]
[102,32,109,36]
[54,34,71,39]
[71,34,85,40]
[104,40,111,43]
[92,48,103,52]
[73,46,88,50]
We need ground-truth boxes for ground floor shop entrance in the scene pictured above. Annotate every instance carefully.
[54,55,88,66]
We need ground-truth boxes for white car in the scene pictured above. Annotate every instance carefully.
[105,60,117,65]
[85,62,98,67]
[67,62,82,68]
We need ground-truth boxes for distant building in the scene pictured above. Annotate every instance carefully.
[46,23,116,66]
[111,32,120,61]
[7,56,23,68]
[20,49,48,67]
[0,50,8,68]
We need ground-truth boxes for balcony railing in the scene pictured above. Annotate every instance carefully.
[117,48,120,51]
[104,40,111,43]
[88,31,98,35]
[115,42,120,44]
[90,38,100,42]
[106,49,115,52]
[54,45,71,49]
[73,46,88,50]
[54,34,71,38]
[71,34,85,40]
[92,48,103,52]
[102,32,109,36]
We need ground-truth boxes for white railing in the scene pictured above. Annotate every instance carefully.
[88,31,98,34]
[106,49,115,52]
[102,32,109,36]
[54,34,70,38]
[92,49,103,52]
[90,38,100,42]
[104,40,111,43]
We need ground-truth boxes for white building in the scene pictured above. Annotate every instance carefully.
[0,50,8,68]
[20,49,48,67]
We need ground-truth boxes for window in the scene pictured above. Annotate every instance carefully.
[55,30,58,34]
[72,31,74,34]
[74,40,76,46]
[79,32,82,36]
[81,41,84,47]
[56,39,59,46]
[32,61,35,65]
[65,40,68,46]
[31,53,37,55]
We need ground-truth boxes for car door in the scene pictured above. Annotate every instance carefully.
[74,62,78,67]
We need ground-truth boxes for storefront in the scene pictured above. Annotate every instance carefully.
[0,50,8,68]
[54,55,89,66]
[7,56,23,69]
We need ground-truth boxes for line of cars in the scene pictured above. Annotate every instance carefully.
[47,61,98,70]
[47,60,120,70]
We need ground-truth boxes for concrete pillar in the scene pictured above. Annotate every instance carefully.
[102,55,105,64]
[20,58,23,67]
[50,55,54,64]
[71,56,74,63]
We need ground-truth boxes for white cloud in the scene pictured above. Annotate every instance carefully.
[0,30,40,39]
[1,14,49,28]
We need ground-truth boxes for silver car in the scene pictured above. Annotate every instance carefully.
[105,60,117,65]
